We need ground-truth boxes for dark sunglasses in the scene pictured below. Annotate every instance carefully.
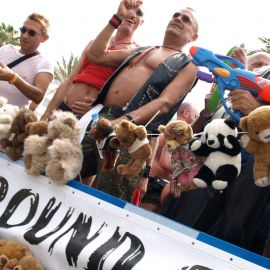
[19,26,38,37]
[173,12,192,26]
[136,9,144,17]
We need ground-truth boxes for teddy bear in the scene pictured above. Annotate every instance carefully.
[0,239,30,262]
[23,121,48,176]
[0,239,43,270]
[0,255,18,270]
[239,106,270,187]
[158,120,205,194]
[13,255,44,270]
[45,110,83,184]
[88,117,120,170]
[109,119,152,178]
[0,96,19,141]
[189,118,242,190]
[0,108,38,161]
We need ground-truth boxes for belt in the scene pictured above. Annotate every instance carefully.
[100,106,124,118]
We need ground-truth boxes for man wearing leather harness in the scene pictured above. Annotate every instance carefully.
[80,0,199,201]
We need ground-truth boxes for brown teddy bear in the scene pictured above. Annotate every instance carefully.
[0,240,43,270]
[240,106,270,187]
[1,108,37,161]
[46,110,83,184]
[88,117,119,170]
[14,255,44,270]
[0,255,18,270]
[23,121,49,176]
[109,119,152,178]
[158,120,205,195]
[0,239,29,261]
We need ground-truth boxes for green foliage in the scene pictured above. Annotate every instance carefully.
[0,22,20,47]
[54,53,79,84]
[248,37,270,55]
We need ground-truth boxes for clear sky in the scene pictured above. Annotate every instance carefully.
[1,0,269,109]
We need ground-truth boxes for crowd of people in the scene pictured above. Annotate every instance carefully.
[0,0,270,259]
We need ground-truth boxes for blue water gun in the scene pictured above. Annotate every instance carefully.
[189,46,270,121]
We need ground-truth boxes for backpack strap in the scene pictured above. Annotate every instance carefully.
[7,51,40,69]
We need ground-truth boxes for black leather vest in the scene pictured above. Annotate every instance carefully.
[94,46,194,133]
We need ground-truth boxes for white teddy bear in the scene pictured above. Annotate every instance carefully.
[45,110,83,185]
[0,97,19,140]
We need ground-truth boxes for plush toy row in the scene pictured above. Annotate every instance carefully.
[1,94,269,190]
[159,118,242,192]
[158,106,270,194]
[0,96,152,183]
[86,116,242,191]
[81,106,270,191]
[0,239,43,270]
[0,97,83,185]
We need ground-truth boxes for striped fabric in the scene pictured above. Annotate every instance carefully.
[0,44,54,108]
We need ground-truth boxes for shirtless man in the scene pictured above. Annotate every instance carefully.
[88,3,198,126]
[41,8,144,120]
[83,0,199,201]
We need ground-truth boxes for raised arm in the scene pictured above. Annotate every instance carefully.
[87,0,143,67]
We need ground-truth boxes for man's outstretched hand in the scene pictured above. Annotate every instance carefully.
[117,0,143,20]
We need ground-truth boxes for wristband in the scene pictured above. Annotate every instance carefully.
[109,14,123,29]
[142,165,151,178]
[9,72,18,85]
[124,113,133,122]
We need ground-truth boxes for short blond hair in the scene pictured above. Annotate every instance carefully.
[28,13,50,34]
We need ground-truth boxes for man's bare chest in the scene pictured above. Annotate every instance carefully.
[129,46,177,71]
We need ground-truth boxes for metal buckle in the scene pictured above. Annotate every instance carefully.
[107,107,114,116]
[106,107,123,117]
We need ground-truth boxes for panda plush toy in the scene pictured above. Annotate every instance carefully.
[189,118,242,190]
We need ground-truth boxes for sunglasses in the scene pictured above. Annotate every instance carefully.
[19,26,38,37]
[136,9,144,17]
[173,12,192,26]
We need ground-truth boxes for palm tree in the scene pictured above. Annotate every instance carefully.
[0,22,20,47]
[54,53,79,84]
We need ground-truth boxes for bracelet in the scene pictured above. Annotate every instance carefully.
[109,14,123,29]
[124,113,133,122]
[142,165,151,178]
[8,72,18,85]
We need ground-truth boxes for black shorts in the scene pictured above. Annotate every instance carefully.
[79,109,120,179]
[142,176,168,205]
[80,128,99,179]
